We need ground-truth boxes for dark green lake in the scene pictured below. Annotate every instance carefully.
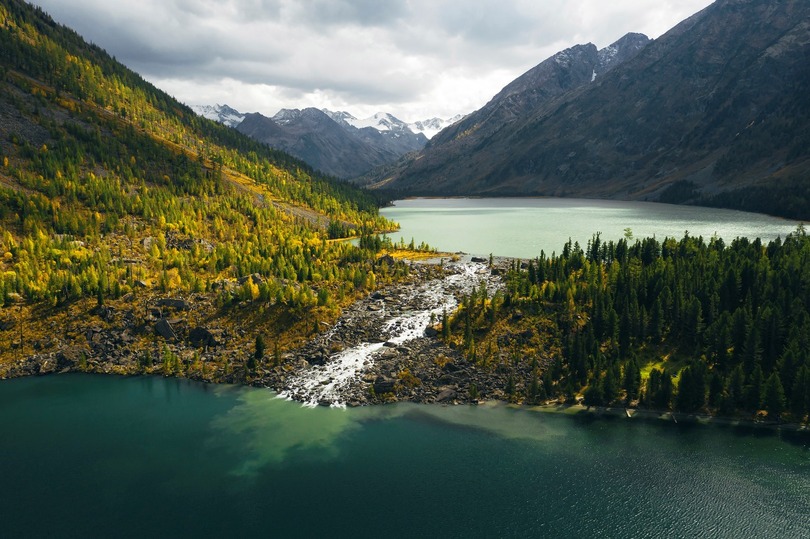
[1,374,808,538]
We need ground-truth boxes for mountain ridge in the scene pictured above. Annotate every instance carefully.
[360,31,651,189]
[367,0,810,220]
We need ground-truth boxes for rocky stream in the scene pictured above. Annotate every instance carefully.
[276,258,504,407]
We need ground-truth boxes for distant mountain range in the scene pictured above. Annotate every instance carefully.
[364,0,810,220]
[323,110,464,140]
[191,104,463,179]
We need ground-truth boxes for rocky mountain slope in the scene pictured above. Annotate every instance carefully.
[369,0,810,220]
[357,31,649,190]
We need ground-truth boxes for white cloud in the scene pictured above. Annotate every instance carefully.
[30,0,714,121]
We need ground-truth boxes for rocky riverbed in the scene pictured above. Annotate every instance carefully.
[274,258,505,407]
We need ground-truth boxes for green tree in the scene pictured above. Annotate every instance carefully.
[254,334,266,363]
[623,358,642,403]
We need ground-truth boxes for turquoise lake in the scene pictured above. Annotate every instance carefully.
[380,198,801,258]
[2,199,809,538]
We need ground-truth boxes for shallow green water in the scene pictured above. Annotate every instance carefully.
[1,374,808,538]
[381,198,801,258]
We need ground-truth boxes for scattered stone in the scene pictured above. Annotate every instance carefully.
[442,362,461,372]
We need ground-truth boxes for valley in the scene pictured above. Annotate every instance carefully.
[2,0,810,536]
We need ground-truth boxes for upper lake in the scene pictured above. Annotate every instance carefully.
[381,198,802,258]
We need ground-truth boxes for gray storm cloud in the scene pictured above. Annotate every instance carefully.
[29,0,714,120]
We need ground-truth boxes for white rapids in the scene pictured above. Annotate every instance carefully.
[279,261,502,407]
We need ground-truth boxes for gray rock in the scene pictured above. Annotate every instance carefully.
[38,356,57,375]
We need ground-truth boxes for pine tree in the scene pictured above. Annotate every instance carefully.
[623,358,641,403]
[254,334,266,363]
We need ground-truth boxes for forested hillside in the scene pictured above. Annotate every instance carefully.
[0,0,403,379]
[441,229,810,422]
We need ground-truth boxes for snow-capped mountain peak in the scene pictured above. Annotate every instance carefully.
[322,109,359,127]
[324,109,464,139]
[408,114,465,139]
[272,108,304,125]
[324,110,410,133]
[190,103,245,128]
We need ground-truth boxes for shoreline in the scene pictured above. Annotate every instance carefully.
[6,369,809,437]
[2,254,809,435]
[519,402,810,435]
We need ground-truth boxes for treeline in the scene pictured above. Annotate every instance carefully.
[445,230,810,422]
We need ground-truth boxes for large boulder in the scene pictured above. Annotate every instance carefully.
[188,326,219,348]
[373,376,396,394]
[155,318,177,340]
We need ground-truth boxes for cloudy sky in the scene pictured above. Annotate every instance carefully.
[30,0,714,122]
